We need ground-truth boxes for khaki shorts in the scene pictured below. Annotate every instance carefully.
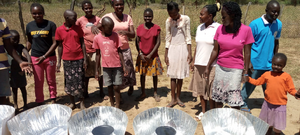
[85,53,103,77]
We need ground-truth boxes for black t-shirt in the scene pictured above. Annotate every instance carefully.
[26,20,56,57]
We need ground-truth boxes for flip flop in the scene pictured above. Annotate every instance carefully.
[153,93,161,102]
[240,108,252,114]
[194,112,204,121]
[166,102,176,108]
[177,101,186,108]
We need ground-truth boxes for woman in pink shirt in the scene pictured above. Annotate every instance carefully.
[204,2,254,108]
[92,0,136,96]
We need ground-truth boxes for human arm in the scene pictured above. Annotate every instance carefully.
[26,33,33,52]
[22,47,32,76]
[91,23,101,35]
[80,37,87,70]
[190,46,197,71]
[204,40,219,78]
[118,48,128,76]
[242,44,251,83]
[145,32,161,61]
[274,39,279,54]
[164,48,169,66]
[56,41,62,72]
[117,25,135,38]
[135,36,146,62]
[248,73,266,86]
[185,16,192,64]
[187,44,192,64]
[95,49,101,81]
[34,37,58,64]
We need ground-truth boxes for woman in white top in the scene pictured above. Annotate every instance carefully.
[189,4,221,120]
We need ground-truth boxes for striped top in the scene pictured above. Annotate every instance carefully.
[0,18,11,70]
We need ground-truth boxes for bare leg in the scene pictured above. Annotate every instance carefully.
[200,96,207,113]
[20,87,28,109]
[209,99,215,110]
[153,76,160,102]
[12,87,18,109]
[98,76,106,98]
[114,85,121,108]
[84,77,90,98]
[79,98,86,110]
[127,86,134,96]
[136,75,146,101]
[108,85,115,107]
[68,95,76,110]
[176,79,185,107]
[167,79,177,107]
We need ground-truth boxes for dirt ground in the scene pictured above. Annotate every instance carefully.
[11,38,300,135]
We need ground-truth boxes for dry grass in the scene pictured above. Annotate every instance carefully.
[1,2,300,135]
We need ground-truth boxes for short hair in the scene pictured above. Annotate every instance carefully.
[273,53,287,63]
[111,0,124,7]
[9,30,19,36]
[203,4,221,19]
[223,1,242,34]
[266,0,280,9]
[30,3,45,14]
[81,0,93,9]
[144,8,153,14]
[167,1,179,11]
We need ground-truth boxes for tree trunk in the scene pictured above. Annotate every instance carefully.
[70,0,76,11]
[18,0,27,43]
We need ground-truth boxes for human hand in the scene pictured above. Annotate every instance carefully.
[190,63,194,72]
[123,67,128,77]
[91,25,100,35]
[203,68,209,79]
[35,56,45,65]
[117,30,127,36]
[140,54,147,62]
[248,63,253,75]
[145,55,151,62]
[83,59,87,71]
[241,75,249,83]
[19,61,32,74]
[187,54,192,64]
[165,56,169,66]
[56,62,61,73]
[95,71,99,81]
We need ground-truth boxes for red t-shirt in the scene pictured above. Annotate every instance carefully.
[136,24,160,58]
[93,32,123,68]
[55,23,84,60]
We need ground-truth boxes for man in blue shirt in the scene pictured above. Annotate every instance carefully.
[241,0,282,112]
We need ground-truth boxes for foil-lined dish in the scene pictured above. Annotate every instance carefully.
[0,105,15,135]
[202,108,269,135]
[68,106,128,135]
[133,107,198,135]
[7,104,72,135]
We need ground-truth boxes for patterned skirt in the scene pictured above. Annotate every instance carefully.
[120,48,136,89]
[135,55,163,76]
[63,59,84,98]
[211,64,244,107]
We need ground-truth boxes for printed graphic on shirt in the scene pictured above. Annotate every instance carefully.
[31,30,49,38]
[103,41,110,57]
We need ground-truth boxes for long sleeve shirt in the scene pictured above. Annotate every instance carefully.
[248,71,297,105]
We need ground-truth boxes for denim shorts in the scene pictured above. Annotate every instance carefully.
[103,67,123,86]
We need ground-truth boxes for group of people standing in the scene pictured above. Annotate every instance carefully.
[1,0,300,134]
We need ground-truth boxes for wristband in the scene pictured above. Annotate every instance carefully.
[244,74,249,76]
[139,52,143,55]
[42,55,46,59]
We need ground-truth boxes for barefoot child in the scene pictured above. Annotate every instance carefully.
[245,53,300,135]
[165,1,192,107]
[135,8,163,102]
[9,30,31,110]
[55,10,87,110]
[93,17,127,108]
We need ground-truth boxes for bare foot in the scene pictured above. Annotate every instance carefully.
[13,104,18,110]
[69,103,76,110]
[100,93,109,100]
[153,93,160,102]
[50,98,56,104]
[80,101,86,110]
[23,104,29,110]
[166,100,177,108]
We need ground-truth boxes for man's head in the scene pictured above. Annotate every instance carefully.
[101,17,114,36]
[265,0,280,23]
[64,10,77,26]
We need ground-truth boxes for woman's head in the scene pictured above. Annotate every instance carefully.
[112,0,124,14]
[222,2,241,33]
[200,4,220,24]
[167,1,180,20]
[144,8,153,24]
[30,3,45,23]
[81,0,93,17]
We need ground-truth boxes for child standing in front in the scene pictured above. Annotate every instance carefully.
[246,53,300,135]
[135,8,163,102]
[93,17,127,109]
[55,10,87,110]
[165,1,192,107]
[9,30,31,110]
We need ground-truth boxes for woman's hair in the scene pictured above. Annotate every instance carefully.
[167,1,179,11]
[81,0,93,9]
[111,0,124,7]
[30,3,44,14]
[223,1,242,34]
[144,8,153,14]
[203,4,221,19]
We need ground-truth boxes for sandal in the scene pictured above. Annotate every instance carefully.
[240,107,252,114]
[153,93,161,102]
[177,101,186,108]
[195,112,204,121]
[166,102,176,108]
